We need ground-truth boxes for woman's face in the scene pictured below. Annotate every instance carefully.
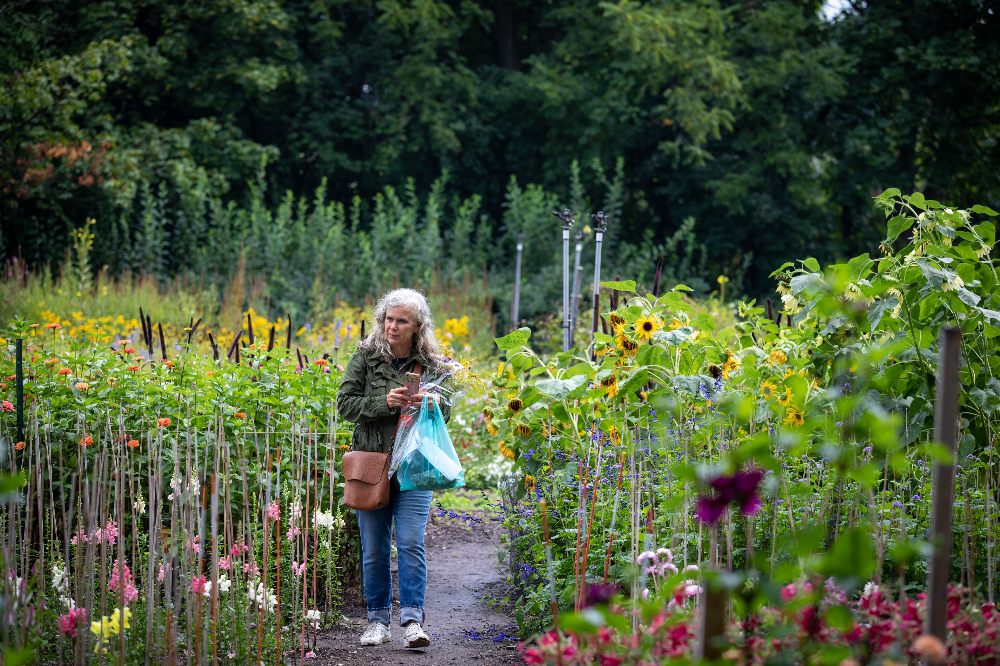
[384,306,419,355]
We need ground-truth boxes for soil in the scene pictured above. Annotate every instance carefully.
[312,512,523,666]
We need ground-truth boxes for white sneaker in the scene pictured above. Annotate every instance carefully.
[403,621,430,648]
[359,621,391,646]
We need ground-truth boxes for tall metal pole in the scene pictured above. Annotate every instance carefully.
[925,327,962,642]
[511,234,524,331]
[554,209,574,351]
[590,211,609,340]
[569,229,584,347]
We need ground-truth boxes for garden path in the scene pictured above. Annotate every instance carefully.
[313,511,521,665]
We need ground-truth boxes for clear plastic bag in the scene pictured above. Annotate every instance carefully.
[394,396,465,491]
[390,364,458,475]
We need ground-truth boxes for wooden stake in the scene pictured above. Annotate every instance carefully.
[925,327,961,641]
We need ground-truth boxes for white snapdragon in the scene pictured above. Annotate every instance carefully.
[202,574,232,598]
[305,609,321,630]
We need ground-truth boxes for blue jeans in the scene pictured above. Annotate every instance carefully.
[357,480,432,626]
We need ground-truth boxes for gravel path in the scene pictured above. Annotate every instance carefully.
[313,512,522,666]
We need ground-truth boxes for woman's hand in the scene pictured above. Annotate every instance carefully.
[412,392,439,405]
[386,387,414,409]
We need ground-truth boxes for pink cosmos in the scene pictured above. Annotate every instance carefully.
[266,502,280,521]
[190,575,207,596]
[58,607,87,638]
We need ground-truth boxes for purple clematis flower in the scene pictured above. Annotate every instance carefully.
[695,468,765,525]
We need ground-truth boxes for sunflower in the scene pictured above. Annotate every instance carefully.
[485,420,499,436]
[769,349,788,365]
[616,335,639,357]
[760,381,778,401]
[777,387,793,406]
[524,474,537,493]
[783,407,805,428]
[514,422,532,437]
[499,440,516,460]
[668,318,682,330]
[607,425,622,445]
[600,375,619,398]
[634,315,662,341]
[508,397,524,414]
[721,352,740,378]
[608,312,626,334]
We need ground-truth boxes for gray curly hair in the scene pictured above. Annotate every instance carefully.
[361,288,443,362]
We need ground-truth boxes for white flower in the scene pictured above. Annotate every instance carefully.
[248,580,276,613]
[683,564,700,574]
[862,581,879,599]
[203,574,231,598]
[314,509,334,530]
[134,495,146,515]
[52,564,69,596]
[305,609,321,630]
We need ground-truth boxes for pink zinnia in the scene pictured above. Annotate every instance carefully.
[190,575,207,596]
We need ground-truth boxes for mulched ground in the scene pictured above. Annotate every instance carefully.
[310,510,523,666]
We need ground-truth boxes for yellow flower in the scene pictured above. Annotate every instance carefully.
[721,352,740,378]
[616,335,638,357]
[634,315,662,341]
[524,474,536,493]
[783,407,805,428]
[508,397,524,414]
[600,375,619,398]
[499,440,515,460]
[607,425,621,445]
[608,312,626,335]
[760,381,778,400]
[639,390,648,402]
[514,422,531,437]
[777,387,793,406]
[769,349,788,365]
[485,420,499,436]
[668,318,682,330]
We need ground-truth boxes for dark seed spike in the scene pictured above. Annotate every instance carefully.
[286,315,292,349]
[208,332,219,361]
[651,256,665,297]
[303,353,310,366]
[235,344,240,364]
[188,318,202,345]
[247,313,254,347]
[786,314,792,327]
[139,307,148,346]
[158,322,167,360]
[226,330,242,361]
[360,318,366,339]
[296,348,304,369]
[766,298,774,322]
[146,315,154,354]
[267,326,275,352]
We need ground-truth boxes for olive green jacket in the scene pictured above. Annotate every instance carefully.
[336,346,451,454]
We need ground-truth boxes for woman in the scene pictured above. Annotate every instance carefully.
[336,288,450,649]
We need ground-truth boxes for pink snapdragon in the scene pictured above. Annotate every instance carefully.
[108,559,138,604]
[286,525,301,541]
[292,560,307,577]
[70,518,119,546]
[190,575,207,596]
[57,607,87,638]
[219,556,231,570]
[266,502,280,521]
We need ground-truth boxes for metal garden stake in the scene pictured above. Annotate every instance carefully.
[554,209,574,351]
[570,229,584,347]
[590,211,609,339]
[511,234,524,331]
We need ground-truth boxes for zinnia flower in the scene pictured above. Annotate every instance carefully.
[156,417,171,428]
[126,439,139,449]
[126,365,139,372]
[14,441,25,451]
[58,367,71,376]
[79,435,94,447]
[233,411,247,420]
[1,400,13,412]
[74,382,89,391]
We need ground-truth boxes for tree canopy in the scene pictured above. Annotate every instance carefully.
[1,0,998,313]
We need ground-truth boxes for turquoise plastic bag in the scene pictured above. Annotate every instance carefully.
[396,397,465,491]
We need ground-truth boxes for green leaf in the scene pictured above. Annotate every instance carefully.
[972,205,999,217]
[907,192,927,210]
[886,215,914,242]
[802,257,821,273]
[671,284,694,292]
[600,279,636,293]
[824,605,854,633]
[0,472,26,497]
[652,326,695,346]
[535,375,588,399]
[819,528,875,586]
[495,327,531,351]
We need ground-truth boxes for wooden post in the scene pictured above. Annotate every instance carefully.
[15,338,24,443]
[511,234,524,331]
[697,581,727,660]
[925,327,962,640]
